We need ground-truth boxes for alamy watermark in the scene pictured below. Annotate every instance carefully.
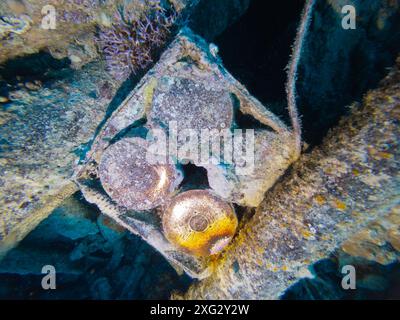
[342,5,356,30]
[145,121,255,175]
[41,265,56,290]
[41,5,56,30]
[341,265,356,290]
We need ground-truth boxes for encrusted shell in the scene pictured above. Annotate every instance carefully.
[162,189,238,257]
[98,137,182,211]
[148,77,233,132]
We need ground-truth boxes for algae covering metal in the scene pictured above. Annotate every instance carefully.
[180,58,400,299]
[75,27,300,279]
[0,61,120,257]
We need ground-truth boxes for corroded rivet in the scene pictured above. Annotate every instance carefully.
[98,137,182,211]
[162,189,238,257]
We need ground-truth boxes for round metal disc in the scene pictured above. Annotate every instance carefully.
[149,77,233,131]
[98,137,182,211]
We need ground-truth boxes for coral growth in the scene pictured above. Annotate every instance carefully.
[96,0,179,81]
[59,0,103,25]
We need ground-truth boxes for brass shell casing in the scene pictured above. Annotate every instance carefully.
[162,189,238,257]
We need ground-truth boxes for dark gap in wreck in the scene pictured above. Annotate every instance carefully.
[215,0,305,127]
[215,0,400,146]
[179,163,210,191]
[0,51,71,97]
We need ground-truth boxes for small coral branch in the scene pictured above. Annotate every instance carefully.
[96,0,179,81]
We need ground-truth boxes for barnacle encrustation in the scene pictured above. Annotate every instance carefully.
[98,137,182,211]
[148,77,233,133]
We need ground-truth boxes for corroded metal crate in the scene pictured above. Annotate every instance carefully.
[74,28,300,278]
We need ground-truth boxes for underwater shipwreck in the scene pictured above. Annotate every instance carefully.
[0,0,399,300]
